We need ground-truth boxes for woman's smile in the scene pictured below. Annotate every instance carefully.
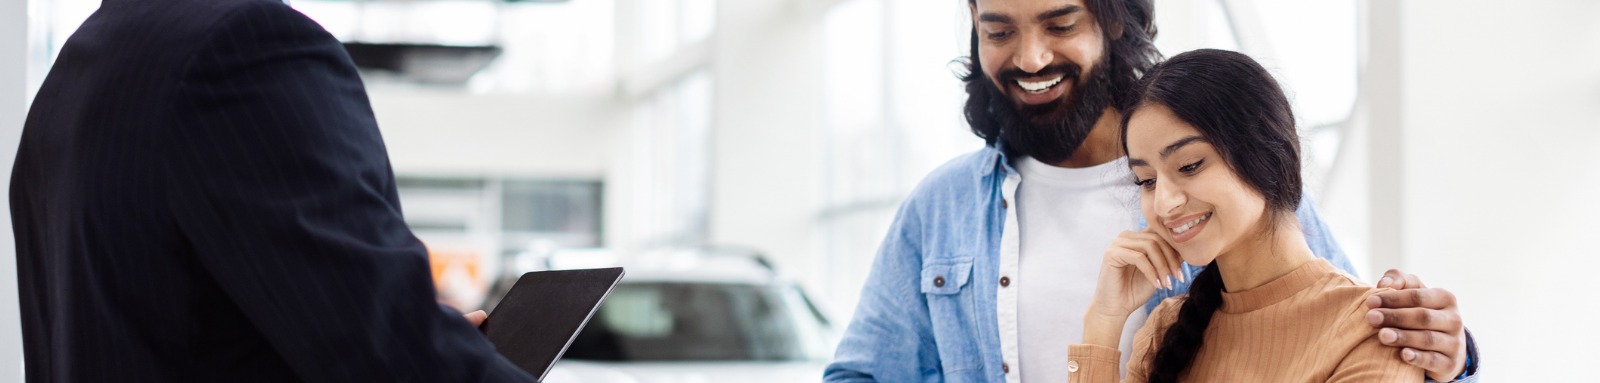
[1164,211,1212,244]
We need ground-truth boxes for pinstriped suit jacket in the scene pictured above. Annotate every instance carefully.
[10,0,534,381]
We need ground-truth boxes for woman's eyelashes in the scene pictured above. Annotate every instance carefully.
[1178,158,1205,175]
[1134,159,1205,191]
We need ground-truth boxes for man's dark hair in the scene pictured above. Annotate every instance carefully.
[959,0,1160,154]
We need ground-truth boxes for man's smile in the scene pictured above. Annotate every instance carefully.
[1011,75,1069,105]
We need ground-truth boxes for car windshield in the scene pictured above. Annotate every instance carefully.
[563,282,833,362]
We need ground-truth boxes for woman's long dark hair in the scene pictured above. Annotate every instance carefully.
[1119,49,1302,383]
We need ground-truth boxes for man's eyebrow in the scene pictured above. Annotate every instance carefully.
[977,12,1013,24]
[1161,136,1207,158]
[1038,5,1083,22]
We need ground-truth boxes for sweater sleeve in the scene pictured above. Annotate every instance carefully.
[1328,291,1426,383]
[1066,298,1179,383]
[1064,344,1122,383]
[1327,333,1426,382]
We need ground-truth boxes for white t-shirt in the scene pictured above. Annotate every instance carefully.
[1014,155,1149,382]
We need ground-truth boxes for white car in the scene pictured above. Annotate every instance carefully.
[539,249,837,383]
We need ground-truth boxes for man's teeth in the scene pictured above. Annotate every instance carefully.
[1171,213,1212,235]
[1016,76,1063,94]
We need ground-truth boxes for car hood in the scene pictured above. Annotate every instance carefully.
[543,361,828,383]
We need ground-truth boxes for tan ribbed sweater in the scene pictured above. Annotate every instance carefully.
[1067,259,1424,382]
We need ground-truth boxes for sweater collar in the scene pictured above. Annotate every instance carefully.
[1219,259,1336,314]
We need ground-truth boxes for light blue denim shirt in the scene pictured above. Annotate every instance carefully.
[823,146,1478,383]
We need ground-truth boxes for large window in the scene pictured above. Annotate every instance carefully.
[614,71,715,248]
[607,0,718,251]
[1152,0,1360,198]
[819,0,980,318]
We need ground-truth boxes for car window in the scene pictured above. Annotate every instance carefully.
[564,282,832,362]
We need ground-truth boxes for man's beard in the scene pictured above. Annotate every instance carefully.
[982,59,1117,165]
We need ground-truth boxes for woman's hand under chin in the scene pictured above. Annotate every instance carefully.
[1082,227,1185,348]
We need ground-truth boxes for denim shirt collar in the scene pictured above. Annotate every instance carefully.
[974,143,1019,179]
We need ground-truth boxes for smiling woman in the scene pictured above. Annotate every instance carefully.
[1070,49,1424,383]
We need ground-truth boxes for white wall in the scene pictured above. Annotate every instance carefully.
[707,0,829,292]
[1395,0,1600,379]
[371,86,627,251]
[368,88,620,178]
[2,0,29,378]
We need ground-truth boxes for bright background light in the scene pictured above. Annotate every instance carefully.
[8,0,1599,380]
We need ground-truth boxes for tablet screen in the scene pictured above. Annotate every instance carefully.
[480,267,625,380]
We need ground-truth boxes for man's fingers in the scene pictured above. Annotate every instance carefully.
[1366,307,1463,333]
[464,310,488,327]
[1378,328,1460,354]
[1376,269,1429,289]
[1402,274,1426,289]
[1377,269,1404,288]
[1400,348,1460,381]
[1370,288,1457,310]
[1370,271,1465,380]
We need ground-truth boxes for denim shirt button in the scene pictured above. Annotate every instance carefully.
[1000,276,1010,287]
[1001,198,1009,209]
[933,276,945,287]
[1002,362,1010,373]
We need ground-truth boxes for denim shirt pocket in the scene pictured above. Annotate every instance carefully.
[920,259,979,373]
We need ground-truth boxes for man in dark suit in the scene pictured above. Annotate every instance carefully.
[10,0,536,381]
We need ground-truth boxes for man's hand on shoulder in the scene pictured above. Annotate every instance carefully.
[1365,269,1469,381]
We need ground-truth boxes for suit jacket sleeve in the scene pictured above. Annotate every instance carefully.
[159,2,534,381]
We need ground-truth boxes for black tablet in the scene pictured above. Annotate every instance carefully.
[479,267,625,380]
